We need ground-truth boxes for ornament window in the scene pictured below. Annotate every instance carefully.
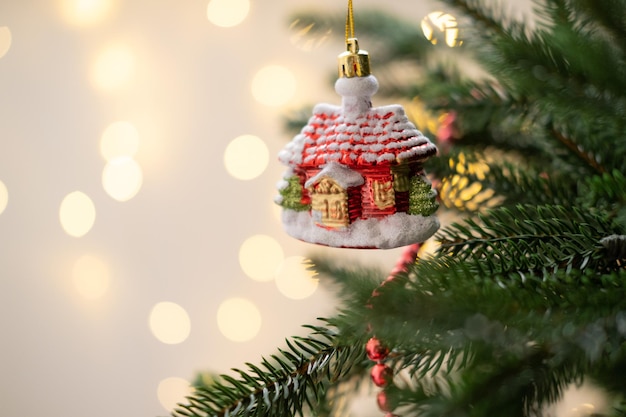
[370,178,395,210]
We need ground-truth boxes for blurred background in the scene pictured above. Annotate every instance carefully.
[0,0,607,416]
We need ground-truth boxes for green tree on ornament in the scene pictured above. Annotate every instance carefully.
[408,175,438,216]
[278,175,310,212]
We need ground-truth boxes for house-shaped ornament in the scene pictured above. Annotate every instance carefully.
[276,38,439,249]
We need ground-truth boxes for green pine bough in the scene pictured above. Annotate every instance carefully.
[174,325,370,417]
[174,0,626,415]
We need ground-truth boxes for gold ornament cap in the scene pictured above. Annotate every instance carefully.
[338,38,371,78]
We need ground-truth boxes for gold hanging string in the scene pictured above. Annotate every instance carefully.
[345,0,355,43]
[338,0,371,78]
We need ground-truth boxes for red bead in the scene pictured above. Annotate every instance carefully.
[366,337,390,361]
[371,363,393,387]
[376,391,393,412]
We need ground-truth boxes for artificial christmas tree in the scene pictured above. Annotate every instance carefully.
[174,0,626,416]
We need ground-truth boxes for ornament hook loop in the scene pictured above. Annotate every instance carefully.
[338,0,371,78]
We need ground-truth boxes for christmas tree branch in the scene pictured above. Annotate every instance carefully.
[416,0,626,176]
[332,257,626,415]
[436,204,619,277]
[439,0,521,37]
[358,254,626,414]
[550,127,606,174]
[173,326,367,417]
[572,0,626,47]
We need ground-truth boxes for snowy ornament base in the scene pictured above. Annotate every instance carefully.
[282,210,439,249]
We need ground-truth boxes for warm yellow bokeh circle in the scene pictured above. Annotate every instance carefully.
[59,191,96,237]
[217,297,262,342]
[223,135,269,181]
[239,235,284,282]
[206,0,250,28]
[149,302,191,345]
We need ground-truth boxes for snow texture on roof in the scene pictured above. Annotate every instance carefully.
[281,210,440,249]
[278,103,437,168]
[304,162,364,189]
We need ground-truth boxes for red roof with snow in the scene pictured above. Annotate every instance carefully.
[279,103,437,168]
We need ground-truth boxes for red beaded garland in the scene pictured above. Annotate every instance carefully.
[367,243,421,417]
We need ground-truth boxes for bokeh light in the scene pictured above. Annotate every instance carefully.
[102,156,143,201]
[421,11,462,47]
[60,0,115,26]
[100,121,140,161]
[149,302,191,345]
[239,235,284,282]
[91,42,135,92]
[0,27,12,59]
[289,19,332,51]
[251,65,296,107]
[0,180,7,215]
[157,377,193,413]
[72,254,110,299]
[441,152,503,211]
[217,297,262,342]
[275,256,318,300]
[223,134,269,180]
[59,191,96,238]
[206,0,250,28]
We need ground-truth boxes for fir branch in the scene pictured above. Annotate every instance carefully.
[360,260,626,415]
[300,253,626,416]
[377,265,626,412]
[572,0,626,48]
[436,204,617,276]
[173,326,367,417]
[580,170,626,225]
[438,0,524,38]
[539,95,626,174]
[420,346,580,417]
[431,0,626,175]
[535,0,582,30]
[550,125,606,174]
[417,81,531,146]
[515,0,626,94]
[479,160,578,207]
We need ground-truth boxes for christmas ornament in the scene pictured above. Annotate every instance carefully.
[371,363,393,387]
[420,11,462,48]
[366,336,390,361]
[276,0,439,249]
